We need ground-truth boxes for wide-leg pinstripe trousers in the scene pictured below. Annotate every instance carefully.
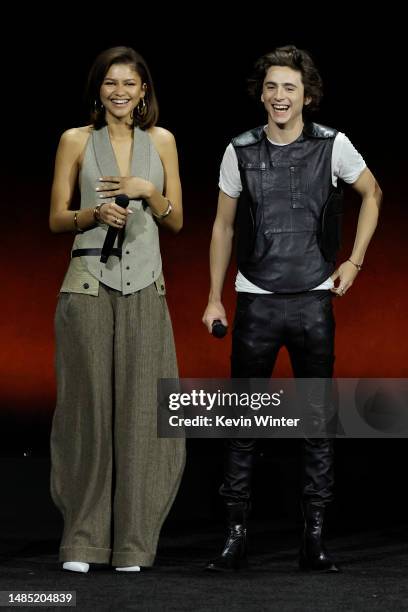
[50,282,185,567]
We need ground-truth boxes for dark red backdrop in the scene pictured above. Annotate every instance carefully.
[1,166,406,419]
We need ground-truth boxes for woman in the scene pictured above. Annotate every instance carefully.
[49,47,185,573]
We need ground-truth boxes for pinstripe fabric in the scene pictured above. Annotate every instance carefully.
[64,126,163,295]
[51,283,185,566]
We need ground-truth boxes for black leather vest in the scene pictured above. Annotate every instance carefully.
[233,123,341,293]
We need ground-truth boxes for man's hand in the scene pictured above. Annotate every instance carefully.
[202,301,228,333]
[330,260,360,296]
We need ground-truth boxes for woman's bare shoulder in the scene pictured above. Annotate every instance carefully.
[57,126,93,166]
[60,125,93,146]
[146,126,176,150]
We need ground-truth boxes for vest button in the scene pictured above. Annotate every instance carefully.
[83,283,89,289]
[161,285,164,290]
[127,282,130,286]
[126,266,130,270]
[126,250,130,255]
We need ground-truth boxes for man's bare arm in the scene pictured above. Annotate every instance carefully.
[202,191,238,332]
[331,167,382,295]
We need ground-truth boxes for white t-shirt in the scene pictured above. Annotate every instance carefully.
[219,129,367,293]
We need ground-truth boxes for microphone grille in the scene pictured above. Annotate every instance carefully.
[115,194,129,208]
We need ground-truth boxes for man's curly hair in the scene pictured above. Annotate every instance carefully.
[247,45,323,113]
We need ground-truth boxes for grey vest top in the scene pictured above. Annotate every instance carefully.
[60,126,164,296]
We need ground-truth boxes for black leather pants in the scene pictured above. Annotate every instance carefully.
[220,291,335,509]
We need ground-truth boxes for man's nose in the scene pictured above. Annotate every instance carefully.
[274,86,285,99]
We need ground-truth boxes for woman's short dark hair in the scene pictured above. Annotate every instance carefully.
[86,46,159,129]
[247,45,323,113]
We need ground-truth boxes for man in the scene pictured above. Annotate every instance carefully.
[202,45,382,572]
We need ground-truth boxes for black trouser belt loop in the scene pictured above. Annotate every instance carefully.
[72,248,122,259]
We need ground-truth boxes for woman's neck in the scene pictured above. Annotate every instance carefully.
[106,118,133,141]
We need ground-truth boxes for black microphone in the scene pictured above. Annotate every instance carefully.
[211,319,228,339]
[100,194,129,263]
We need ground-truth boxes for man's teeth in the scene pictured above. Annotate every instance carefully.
[273,105,289,111]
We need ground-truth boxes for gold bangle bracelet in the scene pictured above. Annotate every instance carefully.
[73,211,83,232]
[93,203,103,222]
[152,199,172,220]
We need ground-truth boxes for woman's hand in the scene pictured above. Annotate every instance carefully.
[98,201,133,228]
[96,176,153,200]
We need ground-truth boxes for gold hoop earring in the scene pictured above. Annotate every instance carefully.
[137,98,147,118]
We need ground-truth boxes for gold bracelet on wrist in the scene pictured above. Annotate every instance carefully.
[93,203,103,222]
[152,199,172,220]
[73,211,83,232]
[348,258,363,271]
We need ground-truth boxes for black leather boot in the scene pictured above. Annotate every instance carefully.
[299,504,339,572]
[206,503,248,571]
